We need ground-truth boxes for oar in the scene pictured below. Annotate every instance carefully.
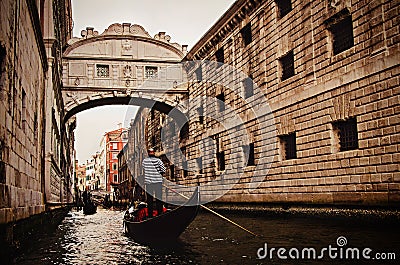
[163,184,258,237]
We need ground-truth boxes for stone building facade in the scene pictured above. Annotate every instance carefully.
[0,0,75,242]
[135,0,400,206]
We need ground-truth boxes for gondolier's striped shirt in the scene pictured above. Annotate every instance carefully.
[142,156,166,184]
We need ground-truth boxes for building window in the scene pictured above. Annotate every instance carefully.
[112,143,118,150]
[96,64,109,77]
[216,93,225,112]
[279,50,295,81]
[112,153,118,159]
[197,157,203,174]
[179,123,189,142]
[197,106,204,124]
[243,75,254,98]
[170,165,175,181]
[0,45,6,76]
[240,23,252,46]
[113,174,118,182]
[215,135,225,171]
[145,66,158,78]
[22,89,26,131]
[280,133,297,160]
[276,0,292,18]
[217,151,225,171]
[328,14,354,55]
[243,143,255,166]
[332,117,358,151]
[113,163,117,170]
[215,47,224,64]
[195,66,202,81]
[181,147,188,178]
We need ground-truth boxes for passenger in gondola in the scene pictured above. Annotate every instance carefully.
[142,148,166,218]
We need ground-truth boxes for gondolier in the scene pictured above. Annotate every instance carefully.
[142,148,166,218]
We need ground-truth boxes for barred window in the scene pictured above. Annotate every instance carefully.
[195,67,202,81]
[180,147,188,178]
[243,143,255,166]
[215,47,224,64]
[170,165,175,181]
[179,123,189,142]
[280,133,297,160]
[329,15,354,55]
[197,106,204,124]
[243,75,254,98]
[216,93,225,112]
[96,64,109,77]
[333,118,358,151]
[217,151,225,171]
[145,66,158,78]
[197,157,203,174]
[280,50,295,81]
[276,0,292,18]
[240,23,252,47]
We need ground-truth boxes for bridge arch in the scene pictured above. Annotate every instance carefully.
[62,22,188,123]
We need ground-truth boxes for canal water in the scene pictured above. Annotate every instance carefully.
[14,207,400,265]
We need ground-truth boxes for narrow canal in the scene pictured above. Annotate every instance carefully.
[15,207,400,265]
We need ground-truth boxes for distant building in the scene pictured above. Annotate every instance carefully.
[103,127,128,191]
[75,162,87,192]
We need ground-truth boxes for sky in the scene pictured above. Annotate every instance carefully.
[72,0,237,163]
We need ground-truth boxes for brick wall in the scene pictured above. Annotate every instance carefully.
[175,0,400,206]
[0,0,47,223]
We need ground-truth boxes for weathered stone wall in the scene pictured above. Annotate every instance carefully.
[0,0,47,224]
[177,0,400,206]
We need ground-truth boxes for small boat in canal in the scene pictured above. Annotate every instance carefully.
[123,187,200,243]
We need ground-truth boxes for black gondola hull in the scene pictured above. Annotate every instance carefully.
[123,187,200,243]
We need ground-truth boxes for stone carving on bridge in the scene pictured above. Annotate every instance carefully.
[123,65,132,78]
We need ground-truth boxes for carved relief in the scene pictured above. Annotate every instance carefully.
[123,65,132,78]
[122,40,132,51]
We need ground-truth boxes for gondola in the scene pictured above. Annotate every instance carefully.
[82,201,97,215]
[123,187,200,244]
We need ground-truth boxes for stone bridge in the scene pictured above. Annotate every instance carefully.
[62,23,189,121]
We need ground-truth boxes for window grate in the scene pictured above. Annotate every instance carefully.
[334,118,358,151]
[215,48,224,64]
[96,64,109,77]
[240,23,252,46]
[243,75,254,98]
[280,133,297,160]
[217,151,225,171]
[216,93,225,112]
[330,16,354,55]
[243,143,255,166]
[280,51,295,81]
[276,0,292,18]
[145,66,158,79]
[195,67,202,81]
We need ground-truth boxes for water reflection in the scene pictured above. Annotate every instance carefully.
[15,208,400,265]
